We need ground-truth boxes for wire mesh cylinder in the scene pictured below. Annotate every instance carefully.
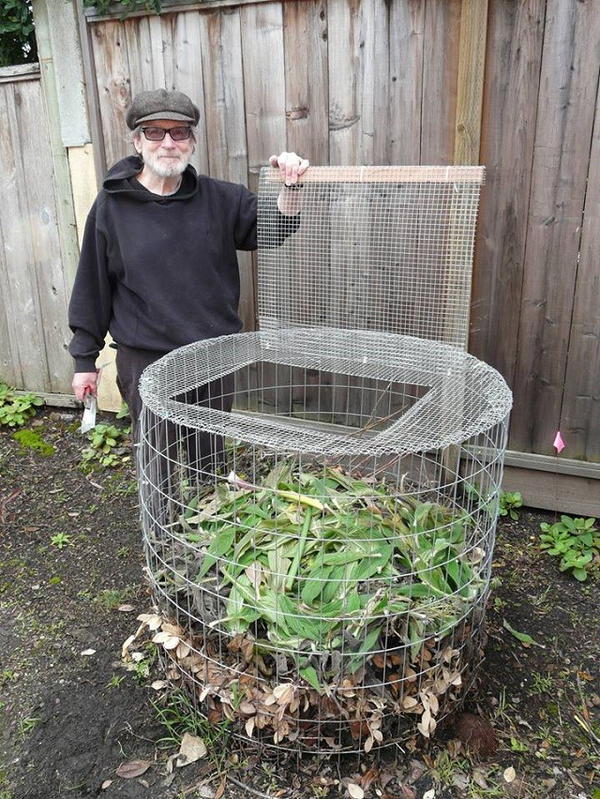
[138,327,511,753]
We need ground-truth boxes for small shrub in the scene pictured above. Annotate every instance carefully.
[0,382,43,427]
[539,515,600,581]
[0,0,38,68]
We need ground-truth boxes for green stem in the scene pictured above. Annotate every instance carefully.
[285,508,313,592]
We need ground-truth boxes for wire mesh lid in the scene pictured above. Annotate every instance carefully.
[139,328,511,456]
[257,165,485,349]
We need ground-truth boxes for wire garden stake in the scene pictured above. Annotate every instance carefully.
[137,165,512,755]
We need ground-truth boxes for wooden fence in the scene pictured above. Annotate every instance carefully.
[0,65,74,395]
[0,0,598,512]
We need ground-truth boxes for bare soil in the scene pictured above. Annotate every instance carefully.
[0,409,598,799]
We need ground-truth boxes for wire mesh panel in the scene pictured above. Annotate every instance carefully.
[257,166,484,348]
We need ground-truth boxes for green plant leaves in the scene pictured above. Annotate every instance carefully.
[539,515,599,582]
[503,619,545,649]
[182,460,482,661]
[0,382,43,427]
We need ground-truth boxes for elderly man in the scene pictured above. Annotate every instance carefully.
[68,89,308,441]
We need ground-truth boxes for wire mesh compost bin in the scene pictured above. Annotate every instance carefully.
[138,166,512,753]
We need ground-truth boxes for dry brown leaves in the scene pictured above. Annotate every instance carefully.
[123,614,469,750]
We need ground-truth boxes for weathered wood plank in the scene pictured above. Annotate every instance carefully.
[453,0,488,165]
[502,465,600,517]
[240,1,286,406]
[389,0,425,165]
[90,21,132,168]
[0,83,49,390]
[0,63,40,83]
[199,8,248,183]
[511,0,600,455]
[67,144,99,252]
[471,0,545,387]
[199,7,253,331]
[360,0,390,164]
[421,0,461,164]
[327,0,362,165]
[283,0,328,166]
[240,2,286,181]
[171,11,209,175]
[559,75,600,462]
[15,390,80,409]
[16,80,73,393]
[77,0,108,181]
[504,450,600,480]
[122,17,147,96]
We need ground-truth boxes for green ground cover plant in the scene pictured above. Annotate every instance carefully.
[0,383,43,428]
[81,423,130,469]
[539,515,599,581]
[498,491,523,521]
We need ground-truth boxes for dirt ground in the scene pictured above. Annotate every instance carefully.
[0,409,598,799]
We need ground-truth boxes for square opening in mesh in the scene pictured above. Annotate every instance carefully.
[232,360,432,436]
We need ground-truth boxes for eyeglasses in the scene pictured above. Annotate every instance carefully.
[141,126,193,142]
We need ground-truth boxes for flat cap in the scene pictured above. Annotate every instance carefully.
[126,88,200,130]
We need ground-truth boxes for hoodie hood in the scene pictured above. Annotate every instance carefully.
[102,155,200,202]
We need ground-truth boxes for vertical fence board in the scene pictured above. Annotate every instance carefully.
[199,9,248,183]
[0,82,49,389]
[241,2,286,181]
[389,0,425,164]
[511,0,600,455]
[283,0,328,165]
[327,0,362,164]
[560,82,600,462]
[199,8,253,331]
[360,0,390,164]
[453,0,488,165]
[327,0,390,165]
[171,11,210,175]
[91,21,131,167]
[240,1,286,408]
[17,81,72,392]
[0,85,24,387]
[471,0,545,385]
[421,0,461,164]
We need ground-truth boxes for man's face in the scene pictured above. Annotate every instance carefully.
[134,119,195,178]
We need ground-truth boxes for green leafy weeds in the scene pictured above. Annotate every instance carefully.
[539,515,599,581]
[0,382,43,428]
[80,423,130,469]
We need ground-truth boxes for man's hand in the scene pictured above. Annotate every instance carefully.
[269,151,310,186]
[72,371,98,402]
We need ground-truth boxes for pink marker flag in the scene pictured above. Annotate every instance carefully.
[553,431,566,454]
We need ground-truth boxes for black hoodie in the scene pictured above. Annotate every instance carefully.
[68,156,297,372]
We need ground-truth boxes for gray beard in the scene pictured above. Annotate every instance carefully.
[144,152,190,178]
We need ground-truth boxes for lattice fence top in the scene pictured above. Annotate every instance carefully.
[257,166,485,349]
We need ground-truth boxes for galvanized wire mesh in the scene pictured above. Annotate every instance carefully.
[137,165,512,754]
[258,166,484,348]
